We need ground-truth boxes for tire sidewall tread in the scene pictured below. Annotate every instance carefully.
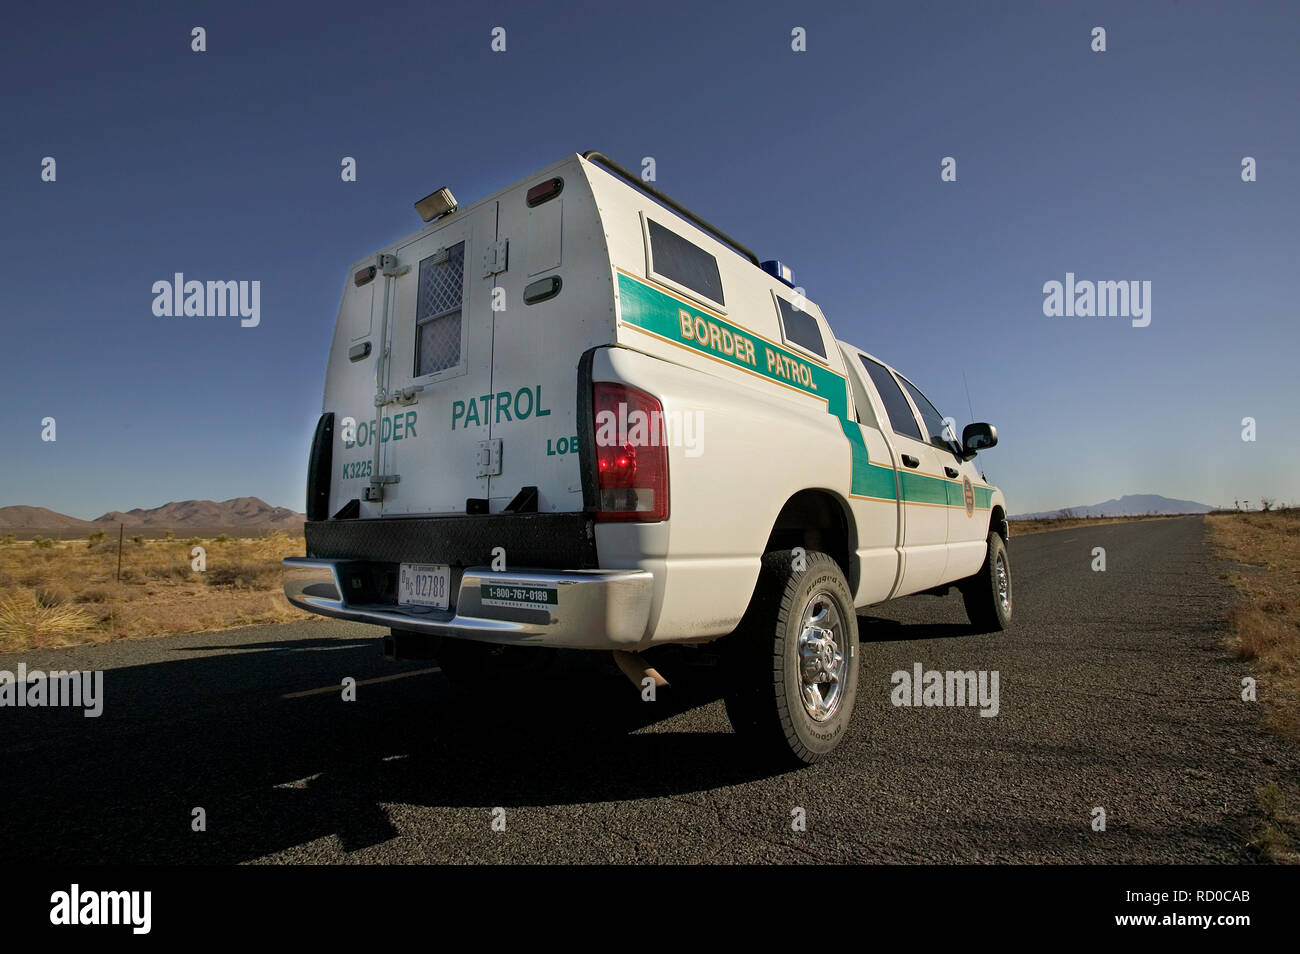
[724,550,859,766]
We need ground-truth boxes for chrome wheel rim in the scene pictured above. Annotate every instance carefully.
[796,591,847,722]
[995,552,1011,613]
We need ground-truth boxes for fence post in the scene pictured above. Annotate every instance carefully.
[116,523,123,582]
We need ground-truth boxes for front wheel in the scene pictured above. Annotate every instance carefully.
[960,532,1013,631]
[722,550,860,766]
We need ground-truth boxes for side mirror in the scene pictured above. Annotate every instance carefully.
[962,422,998,460]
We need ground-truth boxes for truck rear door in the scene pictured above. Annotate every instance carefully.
[373,202,499,515]
[482,170,589,514]
[839,344,905,605]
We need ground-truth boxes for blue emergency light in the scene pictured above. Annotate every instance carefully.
[761,260,796,287]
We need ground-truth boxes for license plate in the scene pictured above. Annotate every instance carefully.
[398,563,451,609]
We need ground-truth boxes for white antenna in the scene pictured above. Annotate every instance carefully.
[962,369,987,481]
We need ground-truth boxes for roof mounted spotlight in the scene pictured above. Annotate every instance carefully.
[414,187,458,222]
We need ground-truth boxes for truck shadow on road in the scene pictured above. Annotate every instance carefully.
[857,615,992,642]
[0,638,790,863]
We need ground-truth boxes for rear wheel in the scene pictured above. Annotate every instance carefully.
[434,637,557,690]
[723,550,859,766]
[960,532,1013,631]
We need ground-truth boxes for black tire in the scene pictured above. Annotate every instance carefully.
[722,550,859,766]
[435,637,557,690]
[960,532,1013,631]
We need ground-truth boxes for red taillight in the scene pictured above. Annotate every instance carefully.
[592,382,669,522]
[354,265,377,287]
[526,177,564,207]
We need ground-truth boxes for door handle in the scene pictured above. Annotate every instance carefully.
[944,466,959,478]
[902,454,920,468]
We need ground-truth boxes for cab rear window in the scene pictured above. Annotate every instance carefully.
[647,219,724,305]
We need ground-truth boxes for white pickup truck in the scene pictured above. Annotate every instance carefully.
[284,151,1010,765]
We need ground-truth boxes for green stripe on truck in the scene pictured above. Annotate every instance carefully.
[617,272,989,510]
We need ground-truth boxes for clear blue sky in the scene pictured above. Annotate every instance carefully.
[2,0,1297,517]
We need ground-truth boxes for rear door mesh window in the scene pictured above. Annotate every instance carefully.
[415,242,465,377]
[648,219,724,305]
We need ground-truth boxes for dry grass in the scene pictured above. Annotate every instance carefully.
[1010,513,1189,536]
[1250,781,1300,864]
[0,532,313,652]
[0,592,97,652]
[1207,508,1300,740]
[1209,510,1300,865]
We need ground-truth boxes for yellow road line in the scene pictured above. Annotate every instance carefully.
[281,666,440,699]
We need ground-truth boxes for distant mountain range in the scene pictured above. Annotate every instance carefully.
[1012,494,1214,520]
[0,497,304,531]
[0,506,98,530]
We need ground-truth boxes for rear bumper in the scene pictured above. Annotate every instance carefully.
[282,558,654,650]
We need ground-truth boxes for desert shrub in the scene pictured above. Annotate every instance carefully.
[204,562,278,589]
[147,564,193,581]
[0,591,94,650]
[34,584,73,608]
[32,536,54,549]
[76,587,115,603]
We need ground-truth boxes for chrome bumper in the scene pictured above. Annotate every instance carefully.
[282,558,654,649]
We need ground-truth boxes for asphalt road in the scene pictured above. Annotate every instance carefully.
[2,516,1294,864]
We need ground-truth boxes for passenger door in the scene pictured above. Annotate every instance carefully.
[895,373,988,583]
[856,354,951,595]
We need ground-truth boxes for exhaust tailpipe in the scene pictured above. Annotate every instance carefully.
[612,651,668,691]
